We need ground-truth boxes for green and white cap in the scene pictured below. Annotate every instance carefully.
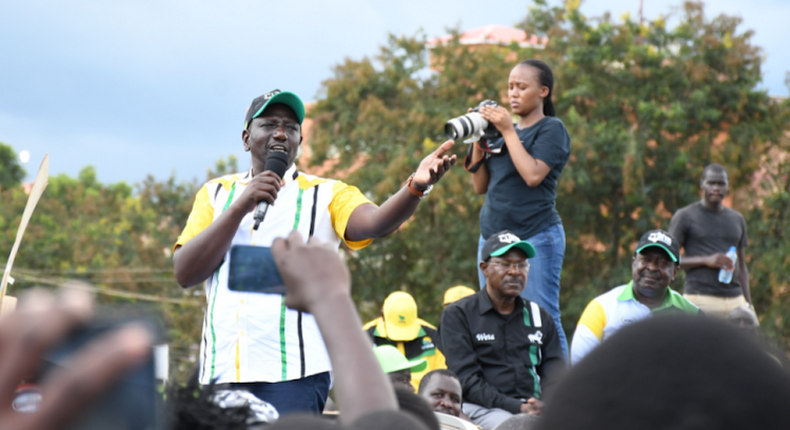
[244,89,305,129]
[480,230,536,262]
[635,229,681,263]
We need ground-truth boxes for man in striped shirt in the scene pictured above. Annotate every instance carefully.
[570,229,699,365]
[173,90,456,415]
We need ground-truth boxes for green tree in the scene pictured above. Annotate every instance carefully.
[0,165,202,380]
[206,155,240,179]
[0,142,26,191]
[743,99,790,350]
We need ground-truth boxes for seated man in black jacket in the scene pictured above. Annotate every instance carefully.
[440,230,564,429]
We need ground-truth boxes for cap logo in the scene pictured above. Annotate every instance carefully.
[398,315,405,322]
[261,89,280,101]
[498,233,521,244]
[647,232,672,246]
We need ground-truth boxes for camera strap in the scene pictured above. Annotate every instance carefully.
[464,139,490,173]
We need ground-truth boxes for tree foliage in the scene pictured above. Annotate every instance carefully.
[743,106,790,346]
[0,165,203,380]
[0,142,26,191]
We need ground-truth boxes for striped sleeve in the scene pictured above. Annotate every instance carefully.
[570,299,606,365]
[174,184,214,250]
[328,180,374,250]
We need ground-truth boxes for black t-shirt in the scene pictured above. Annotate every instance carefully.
[480,116,571,240]
[668,201,749,297]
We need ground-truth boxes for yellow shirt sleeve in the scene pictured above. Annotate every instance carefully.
[329,180,374,250]
[570,299,607,365]
[577,299,607,340]
[174,185,214,251]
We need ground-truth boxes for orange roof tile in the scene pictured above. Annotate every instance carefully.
[427,24,547,48]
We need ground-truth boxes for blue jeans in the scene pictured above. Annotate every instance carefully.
[478,223,569,361]
[230,371,331,416]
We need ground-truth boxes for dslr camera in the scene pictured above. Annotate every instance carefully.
[444,100,503,145]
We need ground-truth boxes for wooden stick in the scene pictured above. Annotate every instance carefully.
[0,154,49,313]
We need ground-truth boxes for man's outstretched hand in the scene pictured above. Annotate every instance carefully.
[271,230,351,313]
[412,140,457,190]
[0,289,153,430]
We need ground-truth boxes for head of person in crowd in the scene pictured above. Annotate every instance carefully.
[373,345,428,390]
[728,305,759,336]
[540,315,790,430]
[493,413,541,430]
[479,230,536,300]
[267,410,430,430]
[242,89,306,172]
[379,291,422,341]
[394,385,442,430]
[443,285,476,307]
[417,369,463,417]
[168,369,278,430]
[631,230,681,306]
[700,163,729,210]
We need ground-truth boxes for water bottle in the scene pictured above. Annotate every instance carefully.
[718,246,738,284]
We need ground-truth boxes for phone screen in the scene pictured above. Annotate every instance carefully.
[228,245,286,294]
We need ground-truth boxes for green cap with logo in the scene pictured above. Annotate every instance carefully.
[244,89,305,129]
[480,229,537,261]
[635,229,681,263]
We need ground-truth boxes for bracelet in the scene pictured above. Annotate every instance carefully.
[406,173,432,199]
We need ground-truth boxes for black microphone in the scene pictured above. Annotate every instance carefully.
[253,151,290,230]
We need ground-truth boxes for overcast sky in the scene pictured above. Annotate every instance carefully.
[2,0,788,185]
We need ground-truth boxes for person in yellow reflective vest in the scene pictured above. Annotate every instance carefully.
[363,291,446,391]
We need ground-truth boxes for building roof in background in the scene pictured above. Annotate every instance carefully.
[427,24,547,48]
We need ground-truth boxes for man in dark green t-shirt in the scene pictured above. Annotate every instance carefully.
[668,163,752,318]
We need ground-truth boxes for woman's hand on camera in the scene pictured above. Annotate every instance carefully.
[479,105,515,134]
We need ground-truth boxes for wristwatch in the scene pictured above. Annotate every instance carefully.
[407,173,433,199]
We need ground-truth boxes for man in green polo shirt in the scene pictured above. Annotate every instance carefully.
[570,229,699,364]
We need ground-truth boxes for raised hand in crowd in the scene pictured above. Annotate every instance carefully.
[272,230,398,424]
[0,289,152,430]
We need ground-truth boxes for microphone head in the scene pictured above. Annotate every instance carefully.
[264,151,290,178]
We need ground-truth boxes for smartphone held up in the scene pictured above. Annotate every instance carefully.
[228,245,286,294]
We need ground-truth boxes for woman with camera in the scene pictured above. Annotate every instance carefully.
[467,59,571,359]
